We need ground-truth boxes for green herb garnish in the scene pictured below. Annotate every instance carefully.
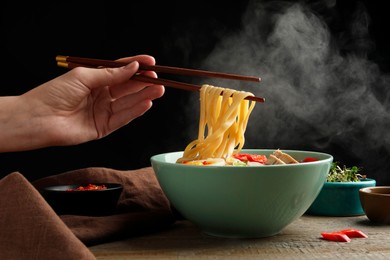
[327,162,366,182]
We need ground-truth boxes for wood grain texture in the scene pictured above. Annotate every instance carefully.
[90,215,390,259]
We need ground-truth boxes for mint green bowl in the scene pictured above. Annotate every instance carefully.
[151,149,333,238]
[306,178,376,216]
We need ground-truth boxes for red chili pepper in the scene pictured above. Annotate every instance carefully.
[321,232,351,242]
[302,157,319,162]
[321,229,368,242]
[338,229,368,238]
[233,153,267,164]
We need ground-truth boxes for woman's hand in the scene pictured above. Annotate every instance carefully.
[0,55,164,152]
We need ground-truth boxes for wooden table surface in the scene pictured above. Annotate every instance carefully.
[89,214,390,259]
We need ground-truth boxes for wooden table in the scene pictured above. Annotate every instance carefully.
[89,215,390,259]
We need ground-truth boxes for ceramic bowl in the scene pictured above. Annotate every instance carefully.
[40,183,123,216]
[151,149,333,238]
[306,178,376,216]
[359,186,390,224]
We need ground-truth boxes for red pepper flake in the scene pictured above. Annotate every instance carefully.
[321,229,368,242]
[67,184,107,191]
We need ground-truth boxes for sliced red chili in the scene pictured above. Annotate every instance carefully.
[339,229,368,238]
[321,229,368,242]
[233,153,267,164]
[302,157,319,162]
[321,232,351,242]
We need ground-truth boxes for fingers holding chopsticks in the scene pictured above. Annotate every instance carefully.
[57,55,165,99]
[109,63,164,100]
[56,55,265,103]
[66,60,164,137]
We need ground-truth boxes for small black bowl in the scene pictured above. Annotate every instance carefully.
[40,183,123,216]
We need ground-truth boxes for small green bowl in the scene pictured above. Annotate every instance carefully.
[306,178,376,216]
[151,149,333,238]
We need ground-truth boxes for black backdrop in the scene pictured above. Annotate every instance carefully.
[1,0,390,183]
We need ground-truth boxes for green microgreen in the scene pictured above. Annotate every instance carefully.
[326,162,366,182]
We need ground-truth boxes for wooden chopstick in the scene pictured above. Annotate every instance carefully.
[56,57,265,103]
[56,55,261,82]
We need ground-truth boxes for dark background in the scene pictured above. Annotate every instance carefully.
[1,0,390,184]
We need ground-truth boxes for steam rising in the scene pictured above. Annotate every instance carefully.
[186,0,390,184]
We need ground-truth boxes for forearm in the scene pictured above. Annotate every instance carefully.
[0,96,50,152]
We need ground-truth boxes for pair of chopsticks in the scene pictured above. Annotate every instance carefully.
[56,55,265,103]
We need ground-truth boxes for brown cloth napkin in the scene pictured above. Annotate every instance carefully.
[0,166,176,259]
[0,172,95,260]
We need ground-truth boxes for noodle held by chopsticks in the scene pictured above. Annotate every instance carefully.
[177,84,255,163]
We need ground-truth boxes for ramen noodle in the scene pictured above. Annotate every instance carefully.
[176,84,256,165]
